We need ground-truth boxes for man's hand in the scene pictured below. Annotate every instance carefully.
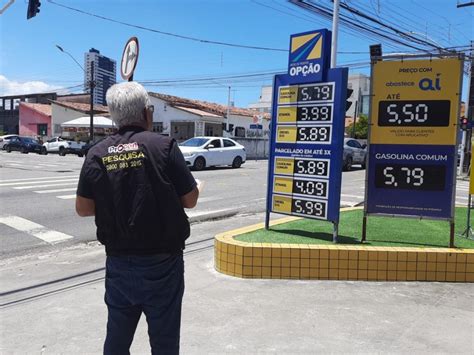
[181,185,199,209]
[76,195,95,217]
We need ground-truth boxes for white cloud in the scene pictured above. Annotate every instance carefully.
[0,75,64,96]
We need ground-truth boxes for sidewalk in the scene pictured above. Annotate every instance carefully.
[1,214,473,354]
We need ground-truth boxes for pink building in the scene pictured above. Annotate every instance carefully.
[19,103,52,137]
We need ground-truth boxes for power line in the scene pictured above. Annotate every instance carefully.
[47,0,287,52]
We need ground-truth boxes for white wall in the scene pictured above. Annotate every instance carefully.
[51,104,87,137]
[149,96,270,138]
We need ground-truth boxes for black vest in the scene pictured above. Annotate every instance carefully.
[87,127,190,255]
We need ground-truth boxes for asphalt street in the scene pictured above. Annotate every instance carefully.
[1,212,473,354]
[0,150,472,258]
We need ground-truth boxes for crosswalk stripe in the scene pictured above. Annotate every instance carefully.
[0,215,73,243]
[341,193,364,198]
[57,194,76,199]
[14,181,78,189]
[0,175,77,183]
[34,188,77,194]
[1,178,78,187]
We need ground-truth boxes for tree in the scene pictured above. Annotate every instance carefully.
[346,114,369,139]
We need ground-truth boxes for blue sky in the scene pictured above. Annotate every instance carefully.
[0,0,472,107]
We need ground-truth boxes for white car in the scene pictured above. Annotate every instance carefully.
[0,134,19,150]
[43,137,86,156]
[179,137,246,170]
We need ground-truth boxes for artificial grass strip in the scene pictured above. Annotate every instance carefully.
[236,207,474,249]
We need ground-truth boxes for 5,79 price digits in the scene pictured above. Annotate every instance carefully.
[297,83,334,103]
[375,164,446,191]
[291,197,327,218]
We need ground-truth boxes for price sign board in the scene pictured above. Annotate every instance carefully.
[266,30,348,225]
[366,57,463,220]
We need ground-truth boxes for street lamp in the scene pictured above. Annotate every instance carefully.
[56,45,95,142]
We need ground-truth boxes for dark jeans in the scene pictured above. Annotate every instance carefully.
[103,253,184,355]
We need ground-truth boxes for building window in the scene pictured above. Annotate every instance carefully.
[37,124,48,136]
[235,126,246,137]
[152,122,163,133]
[205,125,214,136]
[54,124,62,135]
[4,100,11,110]
[13,99,20,110]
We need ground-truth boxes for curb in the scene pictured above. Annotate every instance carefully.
[214,209,474,282]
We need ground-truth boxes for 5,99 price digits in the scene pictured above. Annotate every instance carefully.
[291,197,327,218]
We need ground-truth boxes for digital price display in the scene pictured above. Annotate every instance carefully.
[273,176,328,198]
[274,157,330,178]
[297,83,334,102]
[374,164,446,191]
[267,52,348,224]
[366,58,462,221]
[272,194,328,219]
[277,104,333,124]
[276,125,332,144]
[378,100,450,127]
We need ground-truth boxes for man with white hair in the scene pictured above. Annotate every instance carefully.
[76,81,199,354]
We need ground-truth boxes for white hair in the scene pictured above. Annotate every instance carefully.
[106,82,151,128]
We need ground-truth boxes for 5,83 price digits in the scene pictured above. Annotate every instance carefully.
[297,126,331,143]
[293,158,330,177]
[297,105,332,122]
[375,164,446,191]
[291,198,327,218]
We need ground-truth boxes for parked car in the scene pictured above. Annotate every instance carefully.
[343,138,367,171]
[4,136,45,154]
[179,137,246,170]
[42,137,86,157]
[0,134,19,150]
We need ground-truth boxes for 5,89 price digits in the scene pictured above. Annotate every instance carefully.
[297,126,331,143]
[291,197,327,218]
[293,158,330,177]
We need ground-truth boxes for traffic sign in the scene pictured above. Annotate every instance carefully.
[121,37,139,81]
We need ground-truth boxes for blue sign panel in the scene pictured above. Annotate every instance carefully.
[267,68,348,222]
[366,144,455,219]
[288,29,331,83]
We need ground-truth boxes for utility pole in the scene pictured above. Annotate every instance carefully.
[330,0,341,68]
[226,85,231,136]
[89,61,95,142]
[459,41,473,175]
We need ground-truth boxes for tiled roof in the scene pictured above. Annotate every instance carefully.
[149,92,270,120]
[50,100,109,114]
[20,103,51,117]
[175,106,222,118]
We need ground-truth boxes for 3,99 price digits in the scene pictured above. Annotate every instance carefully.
[293,158,330,177]
[375,164,446,191]
[297,126,331,143]
[297,105,332,122]
[291,198,327,218]
[297,83,334,102]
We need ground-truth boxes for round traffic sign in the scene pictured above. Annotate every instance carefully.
[121,37,139,81]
